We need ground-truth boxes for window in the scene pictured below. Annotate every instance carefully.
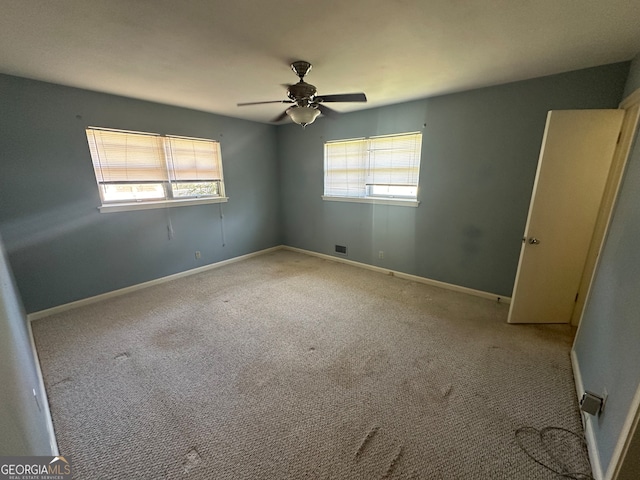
[323,132,422,206]
[86,127,227,212]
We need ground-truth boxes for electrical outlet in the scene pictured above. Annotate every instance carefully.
[580,390,605,416]
[379,251,384,259]
[195,251,201,259]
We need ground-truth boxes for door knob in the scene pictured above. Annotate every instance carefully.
[528,237,540,245]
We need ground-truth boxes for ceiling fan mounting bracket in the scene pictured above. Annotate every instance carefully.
[291,61,312,79]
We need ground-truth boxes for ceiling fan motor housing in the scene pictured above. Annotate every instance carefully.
[287,81,317,105]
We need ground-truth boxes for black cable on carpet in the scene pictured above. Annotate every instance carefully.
[515,426,595,479]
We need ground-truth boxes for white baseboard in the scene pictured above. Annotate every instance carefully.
[28,244,511,321]
[605,381,640,480]
[26,319,59,456]
[571,349,604,480]
[282,245,511,304]
[27,246,282,321]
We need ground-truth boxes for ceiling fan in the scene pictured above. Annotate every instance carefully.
[237,61,367,127]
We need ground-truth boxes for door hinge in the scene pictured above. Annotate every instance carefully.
[575,292,579,302]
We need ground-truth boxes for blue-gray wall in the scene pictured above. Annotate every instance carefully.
[278,63,629,296]
[1,58,638,471]
[623,53,640,99]
[0,235,55,454]
[0,74,281,313]
[0,64,629,312]
[573,55,640,477]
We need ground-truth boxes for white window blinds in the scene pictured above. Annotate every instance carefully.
[86,127,225,205]
[165,136,222,181]
[324,138,367,198]
[87,129,166,182]
[367,133,422,187]
[324,132,422,199]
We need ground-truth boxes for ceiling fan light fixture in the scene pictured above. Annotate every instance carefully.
[286,106,320,127]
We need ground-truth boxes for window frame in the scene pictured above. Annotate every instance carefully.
[322,132,422,207]
[86,127,228,213]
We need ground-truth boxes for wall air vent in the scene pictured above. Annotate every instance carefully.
[335,245,347,255]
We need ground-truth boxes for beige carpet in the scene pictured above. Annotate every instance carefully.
[32,249,590,479]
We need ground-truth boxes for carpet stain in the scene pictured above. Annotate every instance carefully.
[411,354,433,370]
[382,445,403,478]
[328,346,388,389]
[50,377,72,388]
[151,326,196,350]
[114,352,130,361]
[441,384,453,398]
[182,447,202,474]
[355,426,379,459]
[236,360,277,396]
[402,377,453,406]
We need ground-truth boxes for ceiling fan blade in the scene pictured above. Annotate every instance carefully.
[316,93,367,103]
[316,104,339,118]
[270,110,290,123]
[237,100,293,106]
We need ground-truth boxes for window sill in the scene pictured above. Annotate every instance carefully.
[98,197,229,213]
[321,196,419,207]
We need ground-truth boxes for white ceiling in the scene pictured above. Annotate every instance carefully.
[1,0,639,124]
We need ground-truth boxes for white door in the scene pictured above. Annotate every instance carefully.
[508,110,623,324]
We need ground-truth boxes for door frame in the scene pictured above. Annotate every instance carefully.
[571,89,640,326]
[571,87,640,480]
